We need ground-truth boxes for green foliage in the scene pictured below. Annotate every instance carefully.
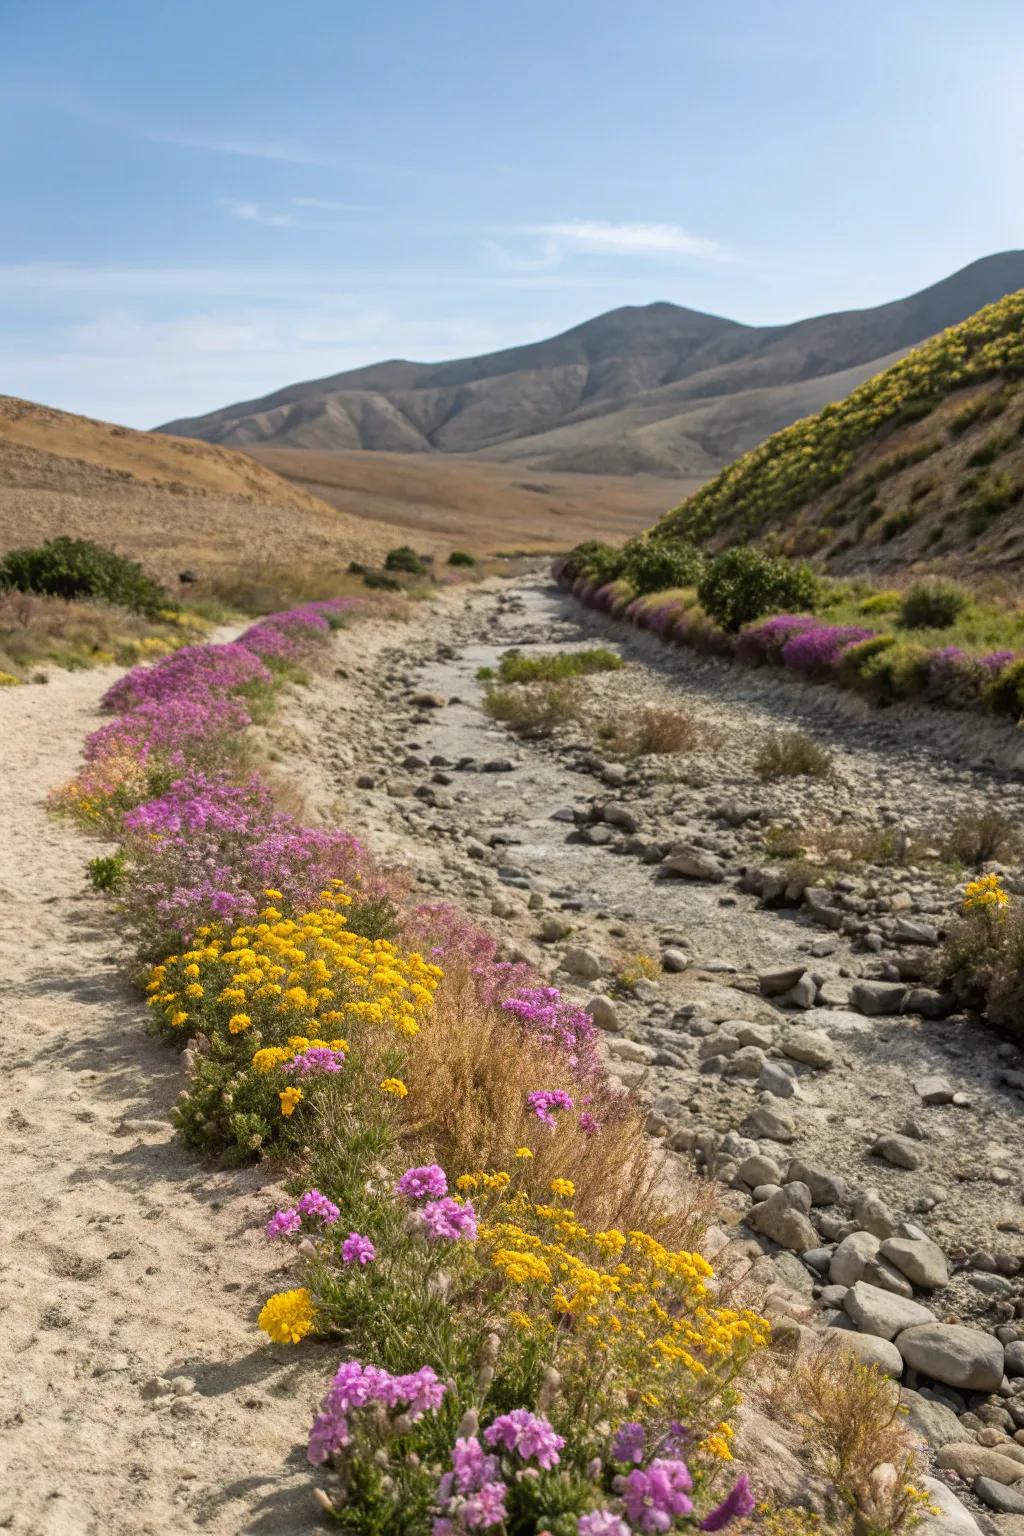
[0,537,170,617]
[482,679,582,735]
[964,468,1020,535]
[562,540,625,585]
[657,290,1024,546]
[618,536,705,595]
[362,571,402,591]
[754,730,833,781]
[446,550,476,567]
[984,658,1024,718]
[698,547,818,631]
[384,545,426,574]
[87,851,125,892]
[345,896,401,941]
[497,646,622,683]
[899,579,967,630]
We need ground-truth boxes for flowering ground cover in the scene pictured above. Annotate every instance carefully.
[556,564,1024,722]
[52,587,933,1533]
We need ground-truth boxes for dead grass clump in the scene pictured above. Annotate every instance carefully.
[754,730,833,781]
[594,703,700,758]
[0,588,200,679]
[940,807,1021,866]
[483,679,582,736]
[765,1340,926,1536]
[397,972,713,1244]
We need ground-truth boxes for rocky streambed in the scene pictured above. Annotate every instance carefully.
[280,571,1024,1531]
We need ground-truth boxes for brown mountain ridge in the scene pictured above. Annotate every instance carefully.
[158,251,1024,478]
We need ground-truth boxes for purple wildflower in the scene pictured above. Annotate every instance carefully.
[484,1409,565,1469]
[286,1045,346,1075]
[307,1359,447,1466]
[620,1459,693,1533]
[340,1232,376,1266]
[420,1197,478,1242]
[578,1514,631,1536]
[578,1111,601,1136]
[265,1207,301,1239]
[527,1088,574,1129]
[395,1164,448,1201]
[612,1421,646,1463]
[700,1475,756,1531]
[297,1189,340,1224]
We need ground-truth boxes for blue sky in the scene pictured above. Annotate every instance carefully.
[4,0,1022,427]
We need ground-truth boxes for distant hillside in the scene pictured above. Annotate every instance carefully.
[158,252,1024,477]
[653,290,1024,577]
[0,397,399,584]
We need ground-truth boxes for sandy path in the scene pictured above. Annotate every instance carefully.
[0,667,329,1536]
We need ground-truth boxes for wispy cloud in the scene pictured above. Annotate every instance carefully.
[221,200,294,228]
[292,196,367,213]
[156,130,335,167]
[525,220,727,259]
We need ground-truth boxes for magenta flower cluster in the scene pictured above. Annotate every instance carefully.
[266,1187,341,1238]
[433,1436,507,1532]
[420,1197,478,1242]
[395,1164,448,1201]
[285,1045,346,1075]
[307,1359,447,1465]
[618,1459,694,1532]
[341,1232,376,1266]
[501,987,601,1079]
[527,1088,574,1129]
[484,1409,565,1469]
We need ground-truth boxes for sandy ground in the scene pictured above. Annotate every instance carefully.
[0,666,329,1536]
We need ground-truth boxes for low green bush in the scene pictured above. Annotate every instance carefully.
[698,547,818,631]
[619,537,705,596]
[384,545,426,574]
[446,550,476,567]
[899,579,967,630]
[561,540,625,585]
[497,646,622,683]
[0,537,169,617]
[754,730,833,781]
[984,658,1024,718]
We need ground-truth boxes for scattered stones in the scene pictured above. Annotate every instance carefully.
[781,1029,835,1070]
[561,946,602,981]
[661,947,690,973]
[915,1075,956,1106]
[585,995,620,1031]
[850,980,908,1016]
[661,845,725,882]
[830,1231,881,1287]
[758,964,807,998]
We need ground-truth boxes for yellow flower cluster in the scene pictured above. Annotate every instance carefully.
[146,886,443,1042]
[258,1287,315,1343]
[963,872,1009,914]
[475,1187,769,1418]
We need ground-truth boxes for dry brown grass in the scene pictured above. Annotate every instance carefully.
[397,969,715,1244]
[757,1336,925,1536]
[597,703,700,758]
[482,679,583,737]
[754,730,834,781]
[0,588,203,680]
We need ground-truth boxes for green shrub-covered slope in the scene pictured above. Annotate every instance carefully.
[654,289,1024,575]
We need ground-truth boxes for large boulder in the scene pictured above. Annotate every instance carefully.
[896,1324,1005,1391]
[901,1388,965,1449]
[880,1235,949,1289]
[824,1327,903,1379]
[844,1281,933,1341]
[934,1443,1024,1485]
[829,1231,881,1287]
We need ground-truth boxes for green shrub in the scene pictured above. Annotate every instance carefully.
[698,547,818,631]
[857,589,902,615]
[754,730,833,781]
[880,507,916,541]
[0,537,169,617]
[619,537,705,596]
[497,646,622,683]
[482,680,582,735]
[362,572,402,591]
[562,540,625,585]
[87,852,125,892]
[899,579,967,630]
[965,469,1019,535]
[446,550,476,567]
[384,545,426,574]
[984,658,1024,718]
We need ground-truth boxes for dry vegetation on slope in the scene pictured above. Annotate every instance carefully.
[0,396,402,587]
[655,289,1024,579]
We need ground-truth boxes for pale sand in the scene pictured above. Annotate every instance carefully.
[0,666,327,1536]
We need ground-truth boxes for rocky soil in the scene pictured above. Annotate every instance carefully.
[279,571,1024,1535]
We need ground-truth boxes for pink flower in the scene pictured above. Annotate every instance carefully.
[341,1232,376,1266]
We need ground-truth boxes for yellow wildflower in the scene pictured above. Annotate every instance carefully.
[514,1147,534,1159]
[228,1013,253,1033]
[549,1178,575,1198]
[279,1086,303,1116]
[252,1047,289,1073]
[258,1287,314,1343]
[379,1078,408,1098]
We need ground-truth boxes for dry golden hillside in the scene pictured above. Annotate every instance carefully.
[0,396,403,586]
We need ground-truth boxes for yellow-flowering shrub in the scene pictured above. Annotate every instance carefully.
[470,1180,769,1438]
[962,871,1009,913]
[157,886,443,1158]
[148,884,441,1046]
